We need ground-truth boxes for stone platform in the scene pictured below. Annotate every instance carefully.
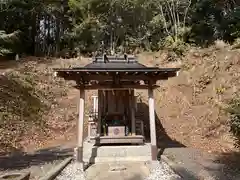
[92,135,144,144]
[83,140,152,163]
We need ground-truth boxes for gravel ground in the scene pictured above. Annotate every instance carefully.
[56,162,86,180]
[55,161,181,180]
[144,161,182,180]
[30,160,62,180]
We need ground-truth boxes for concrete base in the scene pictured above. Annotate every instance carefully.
[75,147,83,162]
[151,145,158,160]
[83,141,152,163]
[85,161,150,180]
[84,156,152,163]
[95,135,144,145]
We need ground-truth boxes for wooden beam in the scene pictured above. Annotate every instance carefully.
[148,87,157,160]
[83,74,163,81]
[59,73,167,80]
[76,88,85,166]
[75,84,159,90]
[57,71,173,82]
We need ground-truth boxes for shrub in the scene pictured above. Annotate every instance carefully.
[226,96,240,147]
[162,35,189,56]
[0,30,21,56]
[231,38,240,50]
[214,40,229,50]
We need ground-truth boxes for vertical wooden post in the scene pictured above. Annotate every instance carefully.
[88,119,91,138]
[148,86,157,160]
[93,95,98,114]
[131,89,136,135]
[76,88,85,164]
[97,90,102,136]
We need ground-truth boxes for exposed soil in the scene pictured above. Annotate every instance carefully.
[0,57,90,153]
[138,48,240,153]
[0,47,240,155]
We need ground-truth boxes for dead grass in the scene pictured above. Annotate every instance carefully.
[138,48,240,153]
[0,57,91,153]
[0,48,240,154]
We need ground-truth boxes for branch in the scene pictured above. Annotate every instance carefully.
[171,0,178,39]
[166,0,174,24]
[159,5,170,35]
[183,0,191,30]
[176,0,180,31]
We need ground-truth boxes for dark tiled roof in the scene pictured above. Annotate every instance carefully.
[55,55,180,73]
[83,61,147,69]
[73,55,147,70]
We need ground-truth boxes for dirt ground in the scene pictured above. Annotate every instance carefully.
[0,48,240,180]
[137,48,240,153]
[0,47,239,161]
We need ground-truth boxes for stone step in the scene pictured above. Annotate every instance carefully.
[83,141,152,163]
[83,156,151,163]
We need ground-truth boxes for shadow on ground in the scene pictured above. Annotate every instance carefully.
[137,102,185,150]
[0,146,73,170]
[202,151,240,180]
[137,103,201,180]
[84,138,100,170]
[136,102,240,180]
[127,174,145,180]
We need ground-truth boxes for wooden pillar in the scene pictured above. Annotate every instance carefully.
[148,86,157,160]
[76,88,85,164]
[93,95,98,114]
[97,90,102,136]
[131,89,136,135]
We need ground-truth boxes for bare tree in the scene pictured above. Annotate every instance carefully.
[158,0,191,41]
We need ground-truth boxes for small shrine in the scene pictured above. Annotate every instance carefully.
[53,54,180,162]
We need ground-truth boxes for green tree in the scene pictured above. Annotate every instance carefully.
[0,30,21,56]
[227,96,240,147]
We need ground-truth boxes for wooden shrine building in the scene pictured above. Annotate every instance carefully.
[53,55,180,162]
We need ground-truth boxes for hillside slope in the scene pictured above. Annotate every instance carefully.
[138,48,240,153]
[0,57,91,153]
[0,48,239,154]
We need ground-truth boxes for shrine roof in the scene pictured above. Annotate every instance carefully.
[54,55,180,72]
[53,55,180,85]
